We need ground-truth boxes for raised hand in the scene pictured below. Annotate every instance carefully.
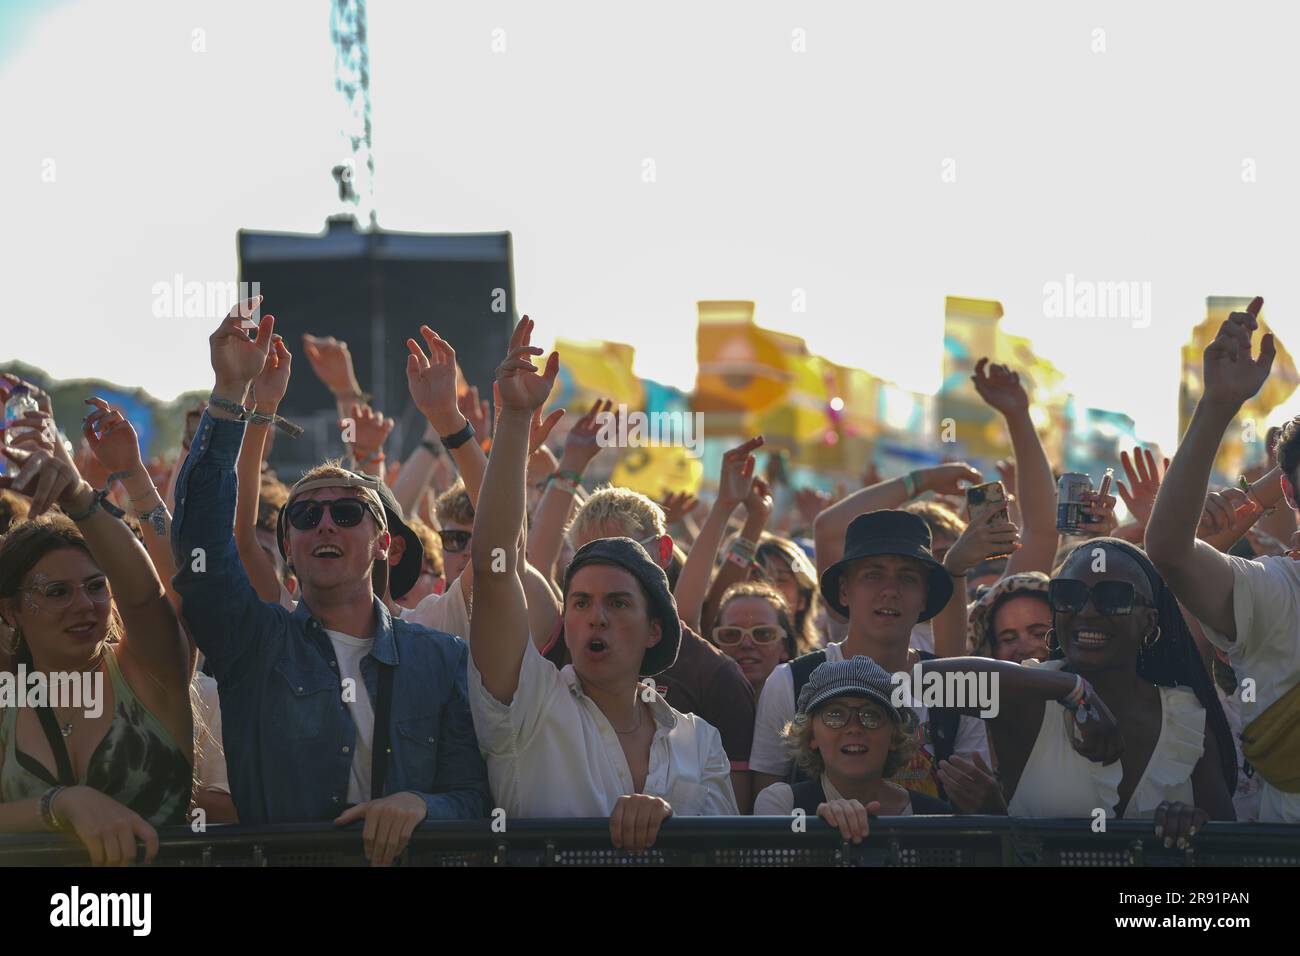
[1197,487,1251,538]
[406,326,465,434]
[745,475,774,523]
[943,515,1020,576]
[717,436,764,508]
[343,403,394,463]
[8,409,57,455]
[1115,447,1166,527]
[1202,296,1276,410]
[0,445,89,517]
[972,357,1030,417]
[457,385,491,441]
[922,462,983,497]
[302,332,362,399]
[995,458,1017,494]
[496,316,559,411]
[659,490,700,527]
[529,405,565,456]
[82,397,145,476]
[560,398,614,471]
[209,297,274,398]
[794,486,832,527]
[249,335,292,410]
[1,373,53,415]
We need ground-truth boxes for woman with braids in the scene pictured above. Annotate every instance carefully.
[1000,538,1236,840]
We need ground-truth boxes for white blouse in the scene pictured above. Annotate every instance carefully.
[1007,660,1205,819]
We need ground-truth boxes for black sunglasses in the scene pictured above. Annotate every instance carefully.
[286,498,377,531]
[1048,579,1152,616]
[439,529,472,553]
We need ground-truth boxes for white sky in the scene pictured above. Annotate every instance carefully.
[5,0,1300,451]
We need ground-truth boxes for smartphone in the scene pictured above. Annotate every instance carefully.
[967,481,1012,559]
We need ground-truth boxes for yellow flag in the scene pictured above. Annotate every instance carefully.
[549,339,645,412]
[695,301,792,414]
[610,445,704,497]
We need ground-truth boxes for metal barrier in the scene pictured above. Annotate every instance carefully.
[3,817,1300,866]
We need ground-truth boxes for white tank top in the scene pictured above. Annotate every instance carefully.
[1007,660,1206,819]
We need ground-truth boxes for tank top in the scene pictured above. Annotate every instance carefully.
[0,648,192,826]
[1006,660,1205,819]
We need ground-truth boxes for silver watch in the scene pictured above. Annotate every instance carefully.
[136,504,168,536]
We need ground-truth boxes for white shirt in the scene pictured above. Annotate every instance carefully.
[1194,553,1300,822]
[749,641,991,780]
[468,638,738,818]
[754,774,915,816]
[909,621,933,655]
[401,575,470,640]
[191,674,229,795]
[325,629,375,805]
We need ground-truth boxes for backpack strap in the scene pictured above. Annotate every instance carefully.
[913,651,962,795]
[789,776,828,814]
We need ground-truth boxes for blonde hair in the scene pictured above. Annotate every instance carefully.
[568,485,665,546]
[781,704,916,779]
[903,499,966,542]
[406,516,443,578]
[435,478,475,527]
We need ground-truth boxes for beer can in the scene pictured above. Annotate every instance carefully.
[1057,472,1092,534]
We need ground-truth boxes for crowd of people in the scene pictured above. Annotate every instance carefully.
[0,292,1293,865]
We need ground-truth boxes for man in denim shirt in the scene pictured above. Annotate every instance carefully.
[172,301,489,865]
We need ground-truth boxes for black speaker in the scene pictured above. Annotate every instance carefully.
[238,218,515,480]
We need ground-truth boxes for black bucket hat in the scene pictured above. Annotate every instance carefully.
[562,537,682,677]
[819,510,953,622]
[277,469,424,600]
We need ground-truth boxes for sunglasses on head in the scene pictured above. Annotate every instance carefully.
[286,498,378,531]
[1048,579,1152,616]
[440,530,472,553]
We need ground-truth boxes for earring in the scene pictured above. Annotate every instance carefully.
[1045,628,1060,654]
[7,624,23,656]
[1143,625,1162,650]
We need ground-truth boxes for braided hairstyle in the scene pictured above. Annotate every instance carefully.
[1055,537,1237,793]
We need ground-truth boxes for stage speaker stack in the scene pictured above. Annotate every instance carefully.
[238,217,515,481]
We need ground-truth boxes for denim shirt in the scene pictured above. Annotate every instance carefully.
[171,411,490,825]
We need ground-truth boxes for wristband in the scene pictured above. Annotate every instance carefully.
[548,475,579,495]
[208,394,250,420]
[249,409,305,438]
[726,537,758,569]
[902,470,923,499]
[555,469,584,484]
[64,496,102,522]
[40,786,69,832]
[441,419,475,451]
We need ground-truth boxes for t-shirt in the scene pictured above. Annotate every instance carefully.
[1194,554,1300,823]
[749,641,991,799]
[400,574,471,640]
[543,621,755,771]
[324,629,375,805]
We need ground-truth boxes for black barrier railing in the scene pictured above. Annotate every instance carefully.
[3,817,1300,866]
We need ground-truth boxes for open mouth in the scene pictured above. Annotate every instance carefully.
[874,608,902,619]
[65,622,96,635]
[312,544,344,559]
[840,744,869,755]
[735,656,760,667]
[587,638,609,654]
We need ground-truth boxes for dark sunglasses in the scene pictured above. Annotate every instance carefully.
[439,530,472,553]
[1048,579,1152,616]
[286,498,377,531]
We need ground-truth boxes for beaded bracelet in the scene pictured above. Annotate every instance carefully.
[40,786,68,832]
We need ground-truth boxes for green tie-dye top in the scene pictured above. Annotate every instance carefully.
[0,648,192,827]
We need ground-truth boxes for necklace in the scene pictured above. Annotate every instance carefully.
[613,701,644,735]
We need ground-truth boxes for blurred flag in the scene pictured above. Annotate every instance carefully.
[549,339,645,411]
[694,301,792,416]
[1180,297,1300,477]
[611,445,704,497]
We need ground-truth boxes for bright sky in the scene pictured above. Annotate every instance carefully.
[4,0,1300,451]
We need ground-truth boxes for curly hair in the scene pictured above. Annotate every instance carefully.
[781,703,916,779]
